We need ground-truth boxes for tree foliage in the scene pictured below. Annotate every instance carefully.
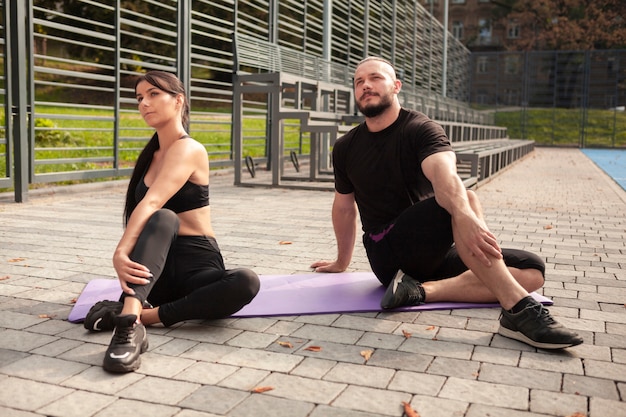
[493,0,626,50]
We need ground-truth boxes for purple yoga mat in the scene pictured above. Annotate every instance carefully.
[68,272,553,322]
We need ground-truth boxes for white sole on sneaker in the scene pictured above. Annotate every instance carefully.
[497,326,579,350]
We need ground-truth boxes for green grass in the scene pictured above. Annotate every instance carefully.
[0,105,307,191]
[2,105,623,192]
[495,108,626,147]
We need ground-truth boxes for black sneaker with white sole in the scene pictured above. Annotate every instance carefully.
[84,300,123,332]
[380,270,426,309]
[103,314,148,373]
[498,297,583,349]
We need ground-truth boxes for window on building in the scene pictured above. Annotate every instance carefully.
[477,56,488,73]
[504,55,520,74]
[507,21,520,39]
[452,21,464,39]
[478,19,492,44]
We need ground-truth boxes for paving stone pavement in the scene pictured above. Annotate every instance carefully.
[0,147,624,417]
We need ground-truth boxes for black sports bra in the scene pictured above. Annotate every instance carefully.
[135,176,209,214]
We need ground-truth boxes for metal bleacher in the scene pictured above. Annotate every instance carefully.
[231,32,534,190]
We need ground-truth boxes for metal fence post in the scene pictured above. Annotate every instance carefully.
[8,0,30,202]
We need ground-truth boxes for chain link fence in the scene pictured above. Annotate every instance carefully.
[470,50,626,148]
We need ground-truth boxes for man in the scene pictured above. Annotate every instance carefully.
[311,57,582,349]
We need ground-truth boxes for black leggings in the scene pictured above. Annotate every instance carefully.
[363,197,546,287]
[120,209,260,326]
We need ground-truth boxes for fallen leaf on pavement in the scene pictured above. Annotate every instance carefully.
[7,258,25,263]
[360,350,373,361]
[402,329,412,338]
[38,314,56,319]
[544,224,553,229]
[277,341,293,348]
[426,325,435,331]
[252,386,273,393]
[304,345,322,352]
[402,401,420,417]
[0,276,9,281]
[278,241,292,245]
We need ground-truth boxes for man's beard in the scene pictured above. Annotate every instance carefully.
[357,94,393,118]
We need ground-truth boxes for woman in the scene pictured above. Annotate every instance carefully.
[84,71,260,373]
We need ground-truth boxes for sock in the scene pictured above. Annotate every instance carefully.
[508,295,535,314]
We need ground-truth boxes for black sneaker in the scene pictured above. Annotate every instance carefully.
[498,298,583,349]
[380,270,426,309]
[103,314,148,373]
[84,300,123,332]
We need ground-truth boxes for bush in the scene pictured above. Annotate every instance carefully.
[35,118,82,147]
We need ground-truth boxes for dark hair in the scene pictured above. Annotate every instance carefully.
[123,71,190,225]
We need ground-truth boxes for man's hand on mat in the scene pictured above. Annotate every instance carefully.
[310,260,347,273]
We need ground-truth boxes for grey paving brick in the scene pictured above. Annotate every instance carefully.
[132,352,196,378]
[530,389,588,416]
[0,406,42,417]
[219,347,303,372]
[590,397,626,417]
[218,367,270,391]
[563,373,620,400]
[435,327,494,346]
[0,329,58,352]
[253,372,346,404]
[406,395,469,417]
[518,351,584,375]
[164,324,242,344]
[62,366,145,395]
[439,377,528,409]
[152,338,199,356]
[226,330,279,349]
[30,338,84,357]
[290,357,336,379]
[172,361,238,385]
[91,398,180,417]
[478,363,561,391]
[331,385,412,416]
[387,370,446,396]
[117,376,200,406]
[36,390,115,417]
[296,340,372,364]
[323,362,395,389]
[428,357,480,380]
[291,323,363,344]
[332,315,400,334]
[0,376,74,412]
[399,336,474,360]
[366,349,432,372]
[0,348,30,368]
[1,354,89,384]
[584,359,626,383]
[465,403,547,417]
[471,345,520,366]
[356,331,405,350]
[309,404,388,417]
[179,342,239,363]
[229,393,315,417]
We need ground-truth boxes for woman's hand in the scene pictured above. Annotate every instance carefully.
[113,252,152,295]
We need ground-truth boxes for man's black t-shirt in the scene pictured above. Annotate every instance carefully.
[332,108,452,232]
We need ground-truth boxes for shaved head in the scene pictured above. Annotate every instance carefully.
[355,57,398,80]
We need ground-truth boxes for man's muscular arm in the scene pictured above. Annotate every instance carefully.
[311,191,358,272]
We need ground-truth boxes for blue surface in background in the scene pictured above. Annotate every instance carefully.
[581,149,626,192]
